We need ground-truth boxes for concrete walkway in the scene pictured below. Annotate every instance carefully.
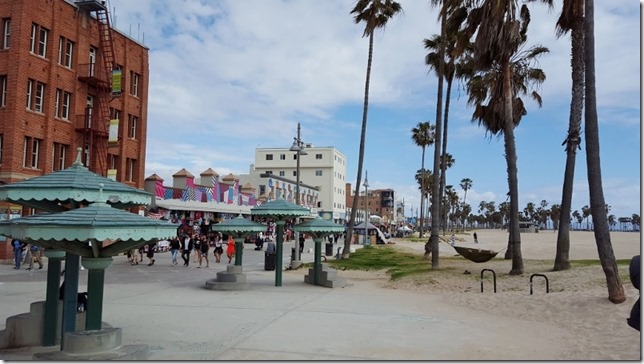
[0,242,572,360]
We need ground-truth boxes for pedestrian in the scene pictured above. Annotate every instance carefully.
[226,235,235,264]
[473,232,478,244]
[27,244,44,270]
[137,245,145,263]
[299,234,305,254]
[169,236,180,265]
[12,238,24,270]
[199,235,209,268]
[23,243,33,269]
[193,234,201,263]
[181,234,193,267]
[450,234,456,246]
[213,234,224,263]
[146,242,156,266]
[127,249,138,265]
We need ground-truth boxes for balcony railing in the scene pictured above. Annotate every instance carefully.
[77,63,110,89]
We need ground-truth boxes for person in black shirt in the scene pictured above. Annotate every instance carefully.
[181,234,193,267]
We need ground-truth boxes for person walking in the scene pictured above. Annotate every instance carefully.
[169,236,180,265]
[146,242,156,266]
[299,234,305,254]
[137,245,145,263]
[226,235,235,264]
[473,232,478,244]
[12,238,24,270]
[127,249,138,265]
[192,234,201,263]
[198,234,210,268]
[181,234,193,267]
[27,244,44,270]
[213,233,223,263]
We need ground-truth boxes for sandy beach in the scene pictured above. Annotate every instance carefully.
[362,229,642,360]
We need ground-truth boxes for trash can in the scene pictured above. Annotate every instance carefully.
[325,242,333,256]
[264,252,276,271]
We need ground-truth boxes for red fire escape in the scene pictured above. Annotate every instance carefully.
[75,0,118,177]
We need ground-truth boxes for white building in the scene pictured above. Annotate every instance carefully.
[239,144,347,223]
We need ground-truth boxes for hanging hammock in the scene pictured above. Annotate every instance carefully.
[449,244,505,263]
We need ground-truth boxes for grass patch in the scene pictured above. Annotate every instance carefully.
[570,259,632,267]
[328,245,431,280]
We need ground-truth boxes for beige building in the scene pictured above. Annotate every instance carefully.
[239,144,347,223]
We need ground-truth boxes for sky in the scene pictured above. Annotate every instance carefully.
[105,0,640,220]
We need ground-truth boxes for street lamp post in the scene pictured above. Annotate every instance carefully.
[289,122,307,267]
[363,170,369,246]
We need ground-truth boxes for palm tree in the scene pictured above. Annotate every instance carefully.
[583,0,625,303]
[344,0,402,259]
[581,205,590,230]
[460,0,548,275]
[459,178,473,206]
[411,122,435,238]
[550,203,561,230]
[535,0,584,275]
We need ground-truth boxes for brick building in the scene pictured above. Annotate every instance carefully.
[345,183,396,228]
[0,0,149,261]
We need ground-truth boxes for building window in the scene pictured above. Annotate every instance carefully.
[317,201,322,208]
[128,114,138,139]
[2,18,10,49]
[57,37,74,68]
[130,71,140,96]
[52,142,68,171]
[83,143,91,167]
[108,154,119,170]
[279,154,286,160]
[30,23,48,57]
[26,79,46,113]
[265,154,273,161]
[126,158,137,182]
[0,75,6,107]
[279,171,285,177]
[292,171,297,177]
[315,170,323,176]
[54,89,71,120]
[316,154,322,159]
[23,137,41,169]
[265,170,272,175]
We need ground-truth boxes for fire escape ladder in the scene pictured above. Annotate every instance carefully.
[93,7,117,177]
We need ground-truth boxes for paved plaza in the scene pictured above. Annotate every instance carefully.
[0,240,583,360]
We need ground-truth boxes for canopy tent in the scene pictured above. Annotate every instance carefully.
[0,148,152,212]
[0,149,158,348]
[293,217,345,286]
[251,199,310,287]
[210,214,266,266]
[0,198,178,258]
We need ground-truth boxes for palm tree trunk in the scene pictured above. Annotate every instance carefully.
[427,11,446,267]
[583,0,625,303]
[554,12,584,271]
[419,148,426,240]
[501,59,523,275]
[438,74,453,236]
[344,32,374,259]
